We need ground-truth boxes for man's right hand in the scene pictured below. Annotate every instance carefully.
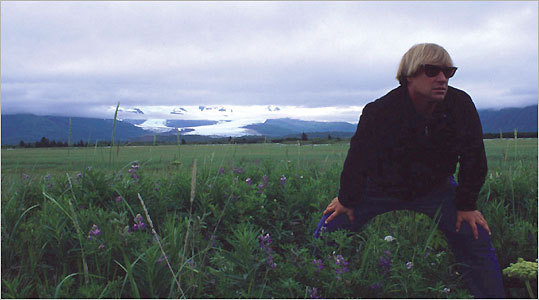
[323,197,355,224]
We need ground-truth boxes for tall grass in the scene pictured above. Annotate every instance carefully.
[176,128,181,161]
[110,101,120,164]
[68,117,72,156]
[1,138,537,298]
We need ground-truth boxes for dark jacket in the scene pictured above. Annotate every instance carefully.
[338,85,487,211]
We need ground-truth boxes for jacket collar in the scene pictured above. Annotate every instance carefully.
[396,85,427,124]
[396,84,447,123]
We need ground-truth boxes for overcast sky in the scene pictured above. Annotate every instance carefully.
[1,1,537,123]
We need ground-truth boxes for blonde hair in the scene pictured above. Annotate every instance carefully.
[396,43,454,85]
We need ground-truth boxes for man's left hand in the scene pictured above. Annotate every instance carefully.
[456,210,491,239]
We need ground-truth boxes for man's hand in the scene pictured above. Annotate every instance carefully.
[456,210,491,239]
[323,197,355,224]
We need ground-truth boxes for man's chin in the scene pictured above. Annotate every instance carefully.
[429,94,446,102]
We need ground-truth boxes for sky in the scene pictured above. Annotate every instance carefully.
[1,1,538,124]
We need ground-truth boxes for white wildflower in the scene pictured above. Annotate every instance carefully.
[384,235,396,242]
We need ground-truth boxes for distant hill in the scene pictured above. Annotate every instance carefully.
[243,118,357,136]
[478,105,537,133]
[1,105,537,145]
[1,114,150,145]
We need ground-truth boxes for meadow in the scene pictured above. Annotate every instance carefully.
[1,138,537,298]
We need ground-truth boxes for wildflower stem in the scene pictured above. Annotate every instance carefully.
[176,128,181,160]
[258,269,270,298]
[190,159,197,204]
[525,280,535,299]
[64,173,90,284]
[180,159,197,276]
[68,117,72,156]
[110,101,120,165]
[68,199,90,285]
[137,193,184,298]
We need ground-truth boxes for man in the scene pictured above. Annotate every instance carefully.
[315,43,504,298]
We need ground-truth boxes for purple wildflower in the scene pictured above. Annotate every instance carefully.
[266,256,276,268]
[307,287,322,299]
[280,175,287,187]
[44,174,51,181]
[259,231,272,246]
[443,287,451,294]
[219,167,225,175]
[157,254,169,267]
[257,183,265,193]
[205,232,217,247]
[77,173,82,179]
[370,282,382,290]
[259,230,276,269]
[98,243,105,250]
[233,167,244,174]
[378,251,392,273]
[88,224,102,240]
[132,214,147,231]
[334,254,349,279]
[257,175,269,193]
[22,173,30,181]
[245,178,253,185]
[406,261,413,270]
[128,162,140,182]
[115,196,122,203]
[312,258,324,272]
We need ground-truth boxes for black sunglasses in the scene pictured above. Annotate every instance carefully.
[420,64,458,78]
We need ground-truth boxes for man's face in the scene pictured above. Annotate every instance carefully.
[407,64,451,103]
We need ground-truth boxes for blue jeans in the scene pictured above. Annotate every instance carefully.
[314,176,505,298]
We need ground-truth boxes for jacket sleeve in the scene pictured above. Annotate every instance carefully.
[338,103,378,208]
[454,93,487,211]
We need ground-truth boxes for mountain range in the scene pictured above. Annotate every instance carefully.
[1,105,537,145]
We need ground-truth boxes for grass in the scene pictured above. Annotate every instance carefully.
[1,142,350,181]
[1,138,537,298]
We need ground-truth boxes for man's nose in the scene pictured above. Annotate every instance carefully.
[435,71,448,82]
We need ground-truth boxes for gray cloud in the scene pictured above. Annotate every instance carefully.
[1,1,537,119]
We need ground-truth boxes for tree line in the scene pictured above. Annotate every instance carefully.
[11,131,538,148]
[18,137,92,148]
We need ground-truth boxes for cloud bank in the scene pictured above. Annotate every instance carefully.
[1,1,537,121]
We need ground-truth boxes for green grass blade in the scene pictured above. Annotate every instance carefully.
[42,191,73,223]
[68,117,72,156]
[54,273,79,298]
[8,204,40,246]
[423,204,443,254]
[110,101,120,164]
[115,251,145,298]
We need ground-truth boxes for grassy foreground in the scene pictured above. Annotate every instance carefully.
[1,139,537,298]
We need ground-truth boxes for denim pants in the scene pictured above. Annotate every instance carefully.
[314,176,505,298]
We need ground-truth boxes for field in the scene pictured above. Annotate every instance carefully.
[1,138,537,298]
